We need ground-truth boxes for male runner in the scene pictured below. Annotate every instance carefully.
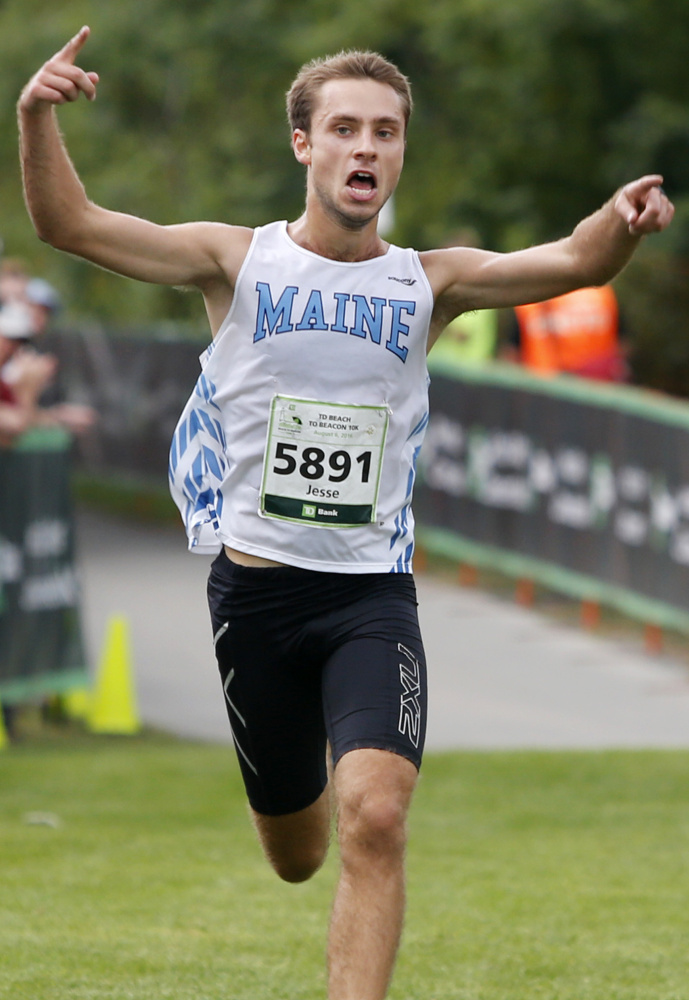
[18,27,674,1000]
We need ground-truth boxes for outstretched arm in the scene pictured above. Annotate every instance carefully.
[18,27,245,295]
[424,176,675,339]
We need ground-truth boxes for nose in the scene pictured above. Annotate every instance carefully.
[354,127,377,160]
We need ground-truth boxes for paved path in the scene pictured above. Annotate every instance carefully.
[76,509,689,750]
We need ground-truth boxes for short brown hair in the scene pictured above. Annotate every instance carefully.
[286,50,412,135]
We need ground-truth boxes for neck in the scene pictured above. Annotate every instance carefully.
[288,201,388,263]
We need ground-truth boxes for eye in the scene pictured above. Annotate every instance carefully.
[335,125,352,136]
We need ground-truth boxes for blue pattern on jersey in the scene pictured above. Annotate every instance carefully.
[388,412,428,573]
[391,542,415,574]
[168,372,227,549]
[408,411,430,440]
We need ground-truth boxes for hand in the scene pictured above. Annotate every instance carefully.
[615,175,675,236]
[9,349,58,401]
[49,402,98,434]
[19,26,99,114]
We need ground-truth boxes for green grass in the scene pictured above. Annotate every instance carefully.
[1,732,689,1000]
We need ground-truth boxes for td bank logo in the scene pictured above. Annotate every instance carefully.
[302,504,317,518]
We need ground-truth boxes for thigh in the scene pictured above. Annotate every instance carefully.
[321,576,427,770]
[208,552,328,816]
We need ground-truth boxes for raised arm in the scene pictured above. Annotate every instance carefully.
[424,176,674,342]
[18,27,247,300]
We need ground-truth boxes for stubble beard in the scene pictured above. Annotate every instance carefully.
[313,180,383,232]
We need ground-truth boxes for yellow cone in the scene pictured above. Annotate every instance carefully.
[88,616,140,735]
[0,697,9,750]
[61,687,91,721]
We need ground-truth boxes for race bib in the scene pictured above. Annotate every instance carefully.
[260,395,389,527]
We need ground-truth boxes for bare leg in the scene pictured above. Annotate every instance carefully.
[251,784,332,883]
[328,748,418,1000]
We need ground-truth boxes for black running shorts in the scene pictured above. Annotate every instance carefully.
[207,550,427,816]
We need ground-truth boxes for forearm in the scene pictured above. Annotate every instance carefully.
[0,402,74,446]
[18,99,229,288]
[17,28,244,296]
[18,104,91,250]
[564,192,641,287]
[427,175,673,313]
[566,174,673,287]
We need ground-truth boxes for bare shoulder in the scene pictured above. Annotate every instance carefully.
[219,223,254,268]
[420,246,489,310]
[193,222,254,287]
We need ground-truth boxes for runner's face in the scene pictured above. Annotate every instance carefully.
[294,78,406,229]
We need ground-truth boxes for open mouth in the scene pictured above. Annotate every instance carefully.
[346,170,377,198]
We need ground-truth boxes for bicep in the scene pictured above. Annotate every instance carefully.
[68,206,236,288]
[425,241,585,313]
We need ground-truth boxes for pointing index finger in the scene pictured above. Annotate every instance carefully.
[629,174,664,199]
[57,25,91,64]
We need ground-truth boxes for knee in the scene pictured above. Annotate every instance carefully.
[253,788,331,884]
[338,792,408,864]
[270,842,328,884]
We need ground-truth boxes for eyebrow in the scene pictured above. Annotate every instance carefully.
[329,114,403,127]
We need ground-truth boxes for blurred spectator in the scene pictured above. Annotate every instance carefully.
[0,243,96,439]
[0,301,56,444]
[1,253,62,335]
[25,277,62,335]
[0,295,95,446]
[503,285,629,382]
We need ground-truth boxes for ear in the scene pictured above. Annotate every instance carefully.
[292,128,311,166]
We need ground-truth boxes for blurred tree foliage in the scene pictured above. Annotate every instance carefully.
[0,0,687,390]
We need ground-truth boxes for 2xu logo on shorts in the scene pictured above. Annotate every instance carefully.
[397,643,422,748]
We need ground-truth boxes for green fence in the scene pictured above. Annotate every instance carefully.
[0,427,87,703]
[415,359,689,633]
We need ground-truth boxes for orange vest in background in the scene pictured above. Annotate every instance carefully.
[515,286,620,377]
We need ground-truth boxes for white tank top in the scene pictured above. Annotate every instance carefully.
[169,220,433,573]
